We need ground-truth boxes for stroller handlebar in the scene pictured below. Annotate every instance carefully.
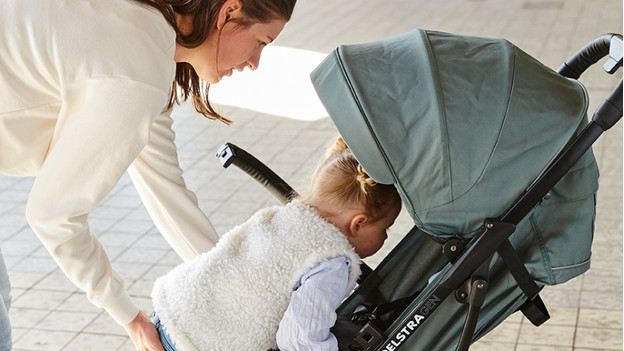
[557,33,623,78]
[557,33,623,131]
[216,142,298,204]
[592,80,623,131]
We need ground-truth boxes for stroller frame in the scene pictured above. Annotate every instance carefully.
[216,34,622,351]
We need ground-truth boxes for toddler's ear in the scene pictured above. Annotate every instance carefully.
[348,214,368,238]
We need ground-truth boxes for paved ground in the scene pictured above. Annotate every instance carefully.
[0,0,621,350]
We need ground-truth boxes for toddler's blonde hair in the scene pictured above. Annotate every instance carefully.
[302,138,401,222]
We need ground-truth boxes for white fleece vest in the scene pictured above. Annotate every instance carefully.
[152,200,362,351]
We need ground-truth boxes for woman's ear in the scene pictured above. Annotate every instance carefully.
[348,214,368,238]
[216,0,243,29]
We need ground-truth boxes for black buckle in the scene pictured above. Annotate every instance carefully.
[354,323,384,350]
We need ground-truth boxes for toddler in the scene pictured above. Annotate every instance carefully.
[151,138,402,350]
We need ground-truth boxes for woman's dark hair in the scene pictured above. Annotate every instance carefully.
[133,0,296,124]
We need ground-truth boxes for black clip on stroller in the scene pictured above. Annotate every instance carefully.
[216,30,622,351]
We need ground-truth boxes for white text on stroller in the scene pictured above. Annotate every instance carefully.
[380,294,441,351]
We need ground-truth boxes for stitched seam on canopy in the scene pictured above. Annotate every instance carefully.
[334,47,401,186]
[529,213,556,284]
[552,258,590,271]
[415,39,517,227]
[424,30,454,201]
[456,42,517,202]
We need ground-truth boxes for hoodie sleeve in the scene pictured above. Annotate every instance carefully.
[127,106,220,262]
[25,77,169,325]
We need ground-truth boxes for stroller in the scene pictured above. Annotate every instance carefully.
[216,29,623,351]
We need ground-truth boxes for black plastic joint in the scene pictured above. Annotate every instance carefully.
[593,99,622,131]
[354,323,384,350]
[592,80,623,131]
[442,238,465,262]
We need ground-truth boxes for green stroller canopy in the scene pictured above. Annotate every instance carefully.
[311,29,600,287]
[311,29,596,239]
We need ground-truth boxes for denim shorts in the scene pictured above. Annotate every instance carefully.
[153,313,177,351]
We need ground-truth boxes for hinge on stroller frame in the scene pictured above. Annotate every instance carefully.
[454,254,493,304]
[442,238,465,262]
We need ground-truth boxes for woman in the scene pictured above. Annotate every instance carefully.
[0,0,295,350]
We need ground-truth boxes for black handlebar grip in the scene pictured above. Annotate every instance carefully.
[216,143,298,204]
[557,34,622,78]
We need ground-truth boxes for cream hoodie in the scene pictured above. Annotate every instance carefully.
[0,0,219,325]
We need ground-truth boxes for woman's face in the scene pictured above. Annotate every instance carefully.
[216,19,286,81]
[176,18,287,84]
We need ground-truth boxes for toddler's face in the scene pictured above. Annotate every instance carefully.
[352,203,401,258]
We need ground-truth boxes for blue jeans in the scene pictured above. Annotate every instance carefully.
[0,248,12,351]
[153,313,177,351]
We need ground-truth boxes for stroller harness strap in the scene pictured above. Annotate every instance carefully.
[497,239,550,326]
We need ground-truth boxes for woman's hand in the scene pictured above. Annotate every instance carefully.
[124,310,166,351]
